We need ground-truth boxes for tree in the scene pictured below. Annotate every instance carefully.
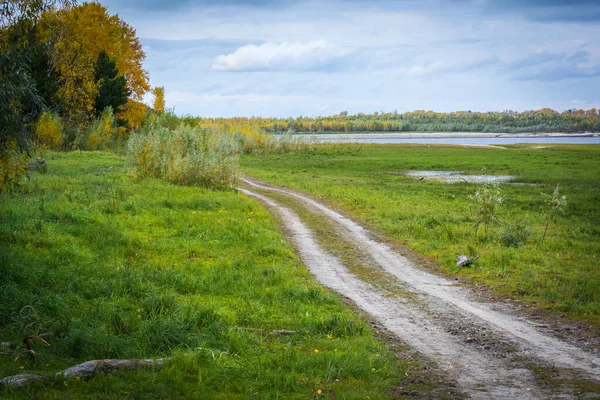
[1,0,72,28]
[94,50,131,118]
[0,33,43,153]
[30,39,60,110]
[120,100,148,131]
[1,0,74,192]
[152,86,165,114]
[41,2,149,126]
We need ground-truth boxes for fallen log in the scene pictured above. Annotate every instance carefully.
[26,159,46,171]
[456,254,479,267]
[0,342,15,351]
[61,359,164,380]
[0,358,165,390]
[274,330,297,335]
[0,374,49,388]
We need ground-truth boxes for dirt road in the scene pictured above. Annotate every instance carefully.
[239,177,600,399]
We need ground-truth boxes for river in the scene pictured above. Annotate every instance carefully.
[300,133,600,145]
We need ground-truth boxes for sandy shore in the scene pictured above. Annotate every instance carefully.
[300,132,599,140]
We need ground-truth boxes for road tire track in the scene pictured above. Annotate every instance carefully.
[239,178,600,399]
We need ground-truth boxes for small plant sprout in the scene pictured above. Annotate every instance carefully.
[541,183,567,242]
[470,184,503,238]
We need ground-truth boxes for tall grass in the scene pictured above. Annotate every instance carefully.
[0,152,411,398]
[194,119,316,154]
[127,114,320,190]
[85,107,120,151]
[52,107,128,153]
[127,122,240,189]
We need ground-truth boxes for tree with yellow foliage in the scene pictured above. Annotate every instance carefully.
[152,87,165,114]
[35,111,63,150]
[40,2,149,126]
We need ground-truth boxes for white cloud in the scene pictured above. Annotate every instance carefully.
[406,61,448,77]
[164,90,383,117]
[212,40,351,71]
[403,57,498,78]
[106,0,600,116]
[168,91,295,105]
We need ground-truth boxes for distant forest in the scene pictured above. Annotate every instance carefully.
[188,109,600,134]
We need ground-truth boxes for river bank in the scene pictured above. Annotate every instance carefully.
[296,132,599,140]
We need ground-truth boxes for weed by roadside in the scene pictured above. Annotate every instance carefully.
[469,184,503,239]
[500,217,532,248]
[541,184,567,242]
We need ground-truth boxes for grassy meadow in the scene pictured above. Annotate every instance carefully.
[0,151,415,399]
[241,143,600,323]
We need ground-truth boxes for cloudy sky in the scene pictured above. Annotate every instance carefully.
[101,0,600,117]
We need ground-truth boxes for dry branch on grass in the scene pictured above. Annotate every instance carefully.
[1,334,52,369]
[0,358,165,389]
[233,327,297,335]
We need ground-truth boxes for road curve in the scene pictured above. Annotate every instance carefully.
[239,177,600,399]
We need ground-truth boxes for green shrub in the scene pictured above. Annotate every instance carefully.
[0,142,30,193]
[127,122,240,189]
[541,183,567,242]
[87,107,119,150]
[141,109,181,131]
[500,217,531,247]
[34,111,64,150]
[470,184,503,238]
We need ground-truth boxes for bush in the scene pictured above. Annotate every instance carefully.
[142,109,181,131]
[469,184,503,238]
[500,217,531,247]
[0,142,30,193]
[213,122,278,153]
[87,107,119,150]
[541,183,567,242]
[205,123,315,153]
[127,121,240,189]
[35,111,64,150]
[275,129,318,152]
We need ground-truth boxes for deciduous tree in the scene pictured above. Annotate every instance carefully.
[1,0,74,192]
[41,2,149,125]
[152,86,165,114]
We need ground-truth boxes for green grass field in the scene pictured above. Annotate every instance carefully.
[0,152,415,399]
[241,144,600,323]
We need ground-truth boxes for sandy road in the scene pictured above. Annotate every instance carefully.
[239,177,600,399]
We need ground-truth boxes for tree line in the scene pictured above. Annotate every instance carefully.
[191,108,600,134]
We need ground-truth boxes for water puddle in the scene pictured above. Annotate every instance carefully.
[405,170,514,184]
